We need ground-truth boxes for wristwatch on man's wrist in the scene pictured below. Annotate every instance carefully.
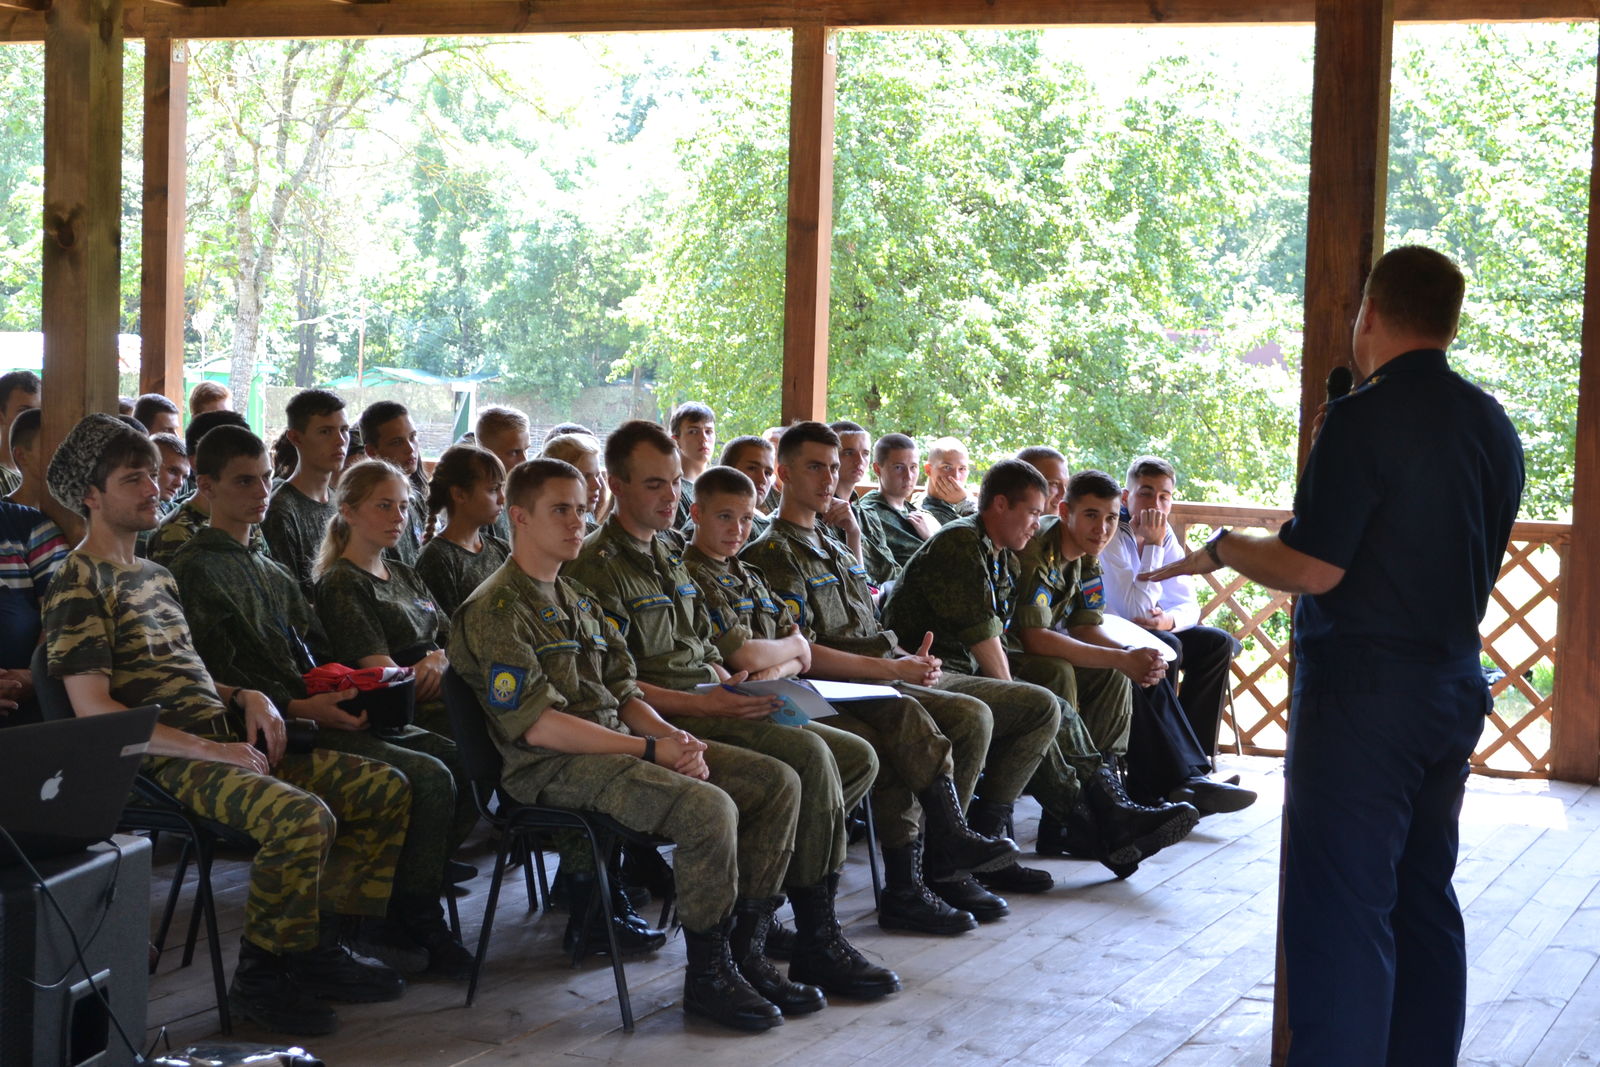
[1204,527,1231,566]
[641,736,657,764]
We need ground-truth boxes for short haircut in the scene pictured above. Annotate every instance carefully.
[286,388,345,434]
[927,436,968,464]
[694,465,756,501]
[116,397,135,416]
[151,432,188,459]
[1016,445,1065,469]
[475,405,528,439]
[358,400,409,449]
[719,435,772,467]
[873,432,916,465]
[829,420,867,437]
[132,392,179,431]
[978,458,1048,512]
[542,431,600,466]
[1065,469,1122,508]
[605,419,676,481]
[185,409,249,457]
[669,401,715,435]
[187,380,231,415]
[1125,454,1176,487]
[9,407,41,456]
[195,425,265,480]
[776,421,839,465]
[547,421,593,438]
[0,370,40,412]
[1364,245,1466,342]
[506,456,583,512]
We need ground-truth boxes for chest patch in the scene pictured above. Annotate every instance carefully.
[627,593,673,612]
[538,605,561,623]
[677,583,698,598]
[807,573,840,589]
[535,640,581,656]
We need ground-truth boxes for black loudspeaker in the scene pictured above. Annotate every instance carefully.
[0,836,151,1067]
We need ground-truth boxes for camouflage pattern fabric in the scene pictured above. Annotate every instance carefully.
[145,497,268,569]
[917,493,975,528]
[261,482,335,603]
[741,517,895,658]
[857,489,929,585]
[681,544,794,659]
[450,559,799,930]
[880,514,1013,677]
[313,557,445,666]
[415,531,510,624]
[1011,516,1108,640]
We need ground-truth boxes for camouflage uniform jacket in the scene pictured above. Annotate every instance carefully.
[856,490,927,585]
[314,557,445,666]
[415,531,510,623]
[741,517,897,658]
[672,476,696,534]
[1009,515,1107,651]
[681,544,794,661]
[917,492,976,528]
[562,515,721,691]
[146,498,267,569]
[262,482,335,603]
[449,560,645,798]
[168,526,329,714]
[881,514,1015,677]
[42,550,230,737]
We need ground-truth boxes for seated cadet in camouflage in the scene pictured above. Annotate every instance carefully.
[473,406,529,543]
[358,400,428,566]
[883,459,1199,878]
[40,414,410,1037]
[565,422,900,1008]
[716,435,779,540]
[745,422,1051,928]
[916,436,977,527]
[168,426,477,981]
[667,402,715,532]
[151,433,190,518]
[542,431,605,532]
[1015,445,1069,513]
[1010,471,1254,834]
[813,420,869,562]
[450,457,802,1033]
[263,389,349,603]
[856,432,938,587]
[144,411,266,566]
[415,444,509,622]
[313,460,451,735]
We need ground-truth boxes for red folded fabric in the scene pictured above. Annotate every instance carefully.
[303,663,414,694]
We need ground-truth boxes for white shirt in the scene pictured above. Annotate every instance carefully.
[1098,522,1200,631]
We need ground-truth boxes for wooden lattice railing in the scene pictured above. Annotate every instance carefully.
[1169,504,1571,779]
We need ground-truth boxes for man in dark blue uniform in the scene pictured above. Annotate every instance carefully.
[1144,245,1524,1066]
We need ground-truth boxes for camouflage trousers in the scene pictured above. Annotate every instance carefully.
[145,749,410,954]
[828,693,961,849]
[517,740,799,932]
[923,673,1060,810]
[664,716,876,887]
[1009,653,1133,754]
[314,724,479,897]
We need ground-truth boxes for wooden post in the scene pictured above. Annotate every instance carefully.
[42,0,123,462]
[779,22,835,426]
[140,35,187,404]
[1275,1,1393,1062]
[1549,36,1600,785]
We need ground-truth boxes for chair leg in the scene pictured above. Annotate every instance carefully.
[861,800,883,911]
[532,842,551,912]
[194,842,232,1035]
[589,830,634,1033]
[181,875,206,968]
[151,837,193,966]
[446,887,461,941]
[467,836,514,1007]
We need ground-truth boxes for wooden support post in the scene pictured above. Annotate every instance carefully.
[779,22,835,426]
[139,35,187,403]
[1275,1,1393,1063]
[1549,36,1600,786]
[42,0,123,462]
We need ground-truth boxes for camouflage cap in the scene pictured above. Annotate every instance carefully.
[47,412,139,517]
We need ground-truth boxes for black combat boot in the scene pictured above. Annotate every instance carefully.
[1083,764,1199,870]
[229,938,339,1036]
[562,871,668,958]
[682,916,784,1032]
[382,895,475,980]
[287,914,406,1004]
[917,776,1019,876]
[1035,806,1098,860]
[877,837,978,936]
[788,872,901,1000]
[968,798,1054,894]
[923,842,1009,922]
[730,897,826,1015]
[764,916,796,960]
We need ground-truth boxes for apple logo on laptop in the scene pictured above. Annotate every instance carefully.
[40,771,63,802]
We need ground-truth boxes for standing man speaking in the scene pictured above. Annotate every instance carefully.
[1144,246,1524,1065]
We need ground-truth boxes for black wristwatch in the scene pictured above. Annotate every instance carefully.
[641,736,657,764]
[227,688,253,714]
[1204,527,1231,566]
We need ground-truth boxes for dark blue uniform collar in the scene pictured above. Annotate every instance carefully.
[1358,347,1448,389]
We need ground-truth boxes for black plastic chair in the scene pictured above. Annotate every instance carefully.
[441,667,676,1031]
[30,643,249,1034]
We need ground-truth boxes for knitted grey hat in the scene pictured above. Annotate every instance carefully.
[47,412,143,517]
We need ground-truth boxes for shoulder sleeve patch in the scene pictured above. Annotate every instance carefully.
[1033,585,1053,609]
[487,664,527,710]
[1082,575,1106,611]
[778,591,807,629]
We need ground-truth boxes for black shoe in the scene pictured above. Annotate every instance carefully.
[918,777,1019,876]
[286,940,405,1004]
[967,799,1054,894]
[788,873,901,1000]
[563,871,668,958]
[1170,777,1258,816]
[764,916,796,961]
[731,897,826,1015]
[682,919,784,1032]
[393,896,475,981]
[1084,765,1199,869]
[928,872,1008,922]
[846,811,868,845]
[352,916,430,976]
[877,839,978,936]
[229,939,339,1036]
[447,859,478,884]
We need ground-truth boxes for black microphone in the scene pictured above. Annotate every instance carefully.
[1326,365,1353,401]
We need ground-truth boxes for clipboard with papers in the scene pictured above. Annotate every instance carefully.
[694,678,902,726]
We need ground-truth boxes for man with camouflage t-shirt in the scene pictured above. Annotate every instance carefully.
[263,389,349,601]
[41,414,410,1037]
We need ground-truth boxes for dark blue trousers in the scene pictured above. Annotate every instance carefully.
[1283,675,1489,1066]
